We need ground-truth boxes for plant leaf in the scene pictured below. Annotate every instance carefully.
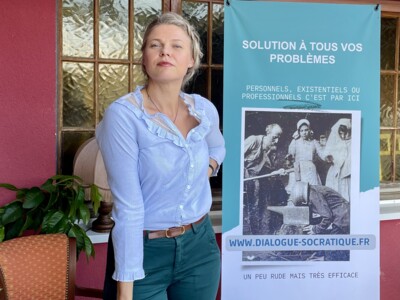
[16,189,28,199]
[53,218,70,234]
[68,195,78,220]
[1,201,23,225]
[42,210,65,233]
[40,179,56,193]
[68,224,85,256]
[4,218,24,240]
[67,225,78,238]
[68,224,94,259]
[52,175,82,186]
[27,209,44,231]
[0,226,4,242]
[83,231,95,258]
[0,183,18,191]
[45,190,58,211]
[90,184,102,215]
[78,203,90,225]
[75,186,85,206]
[23,187,45,209]
[19,214,34,234]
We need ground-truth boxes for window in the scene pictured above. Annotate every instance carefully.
[60,0,162,175]
[380,12,400,200]
[59,0,224,208]
[182,1,224,205]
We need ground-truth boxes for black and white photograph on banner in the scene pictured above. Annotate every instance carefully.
[241,108,359,263]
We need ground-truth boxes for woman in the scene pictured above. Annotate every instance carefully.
[285,119,324,194]
[324,118,351,202]
[96,12,225,300]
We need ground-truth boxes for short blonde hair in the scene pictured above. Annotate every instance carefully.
[141,12,203,88]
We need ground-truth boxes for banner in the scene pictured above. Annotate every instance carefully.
[222,1,380,299]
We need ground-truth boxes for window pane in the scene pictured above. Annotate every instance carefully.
[133,0,162,61]
[99,0,129,59]
[182,1,208,64]
[133,64,146,87]
[380,74,395,127]
[99,64,129,120]
[381,130,394,182]
[62,0,94,58]
[186,68,207,96]
[397,75,400,128]
[396,130,400,181]
[211,69,223,123]
[210,69,223,190]
[381,18,396,70]
[63,62,94,128]
[212,4,224,65]
[61,131,94,175]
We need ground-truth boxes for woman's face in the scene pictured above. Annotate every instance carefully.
[299,124,310,140]
[142,24,194,85]
[338,125,351,140]
[339,129,351,140]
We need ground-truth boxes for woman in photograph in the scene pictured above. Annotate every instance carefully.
[324,118,352,202]
[285,118,325,194]
[96,12,225,300]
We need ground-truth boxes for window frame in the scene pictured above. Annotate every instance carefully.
[380,9,400,219]
[58,0,224,209]
[57,0,224,166]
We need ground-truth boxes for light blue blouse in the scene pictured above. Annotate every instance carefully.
[95,86,225,282]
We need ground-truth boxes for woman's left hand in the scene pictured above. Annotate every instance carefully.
[208,160,218,178]
[208,167,213,178]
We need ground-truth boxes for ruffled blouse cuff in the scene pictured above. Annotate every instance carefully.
[112,269,145,282]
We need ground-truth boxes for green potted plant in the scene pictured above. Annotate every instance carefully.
[0,174,102,258]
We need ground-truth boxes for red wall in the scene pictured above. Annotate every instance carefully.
[0,0,57,206]
[381,220,400,299]
[1,1,400,300]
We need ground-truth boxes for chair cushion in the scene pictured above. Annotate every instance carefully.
[0,234,70,300]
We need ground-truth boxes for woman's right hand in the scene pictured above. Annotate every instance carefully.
[117,281,134,300]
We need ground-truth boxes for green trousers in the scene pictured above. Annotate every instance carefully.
[103,215,221,300]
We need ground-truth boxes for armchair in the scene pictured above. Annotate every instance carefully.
[0,234,102,300]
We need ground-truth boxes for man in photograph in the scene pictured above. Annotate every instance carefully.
[290,181,350,235]
[243,123,288,235]
[290,181,350,260]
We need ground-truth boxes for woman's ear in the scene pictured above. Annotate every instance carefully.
[188,57,194,68]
